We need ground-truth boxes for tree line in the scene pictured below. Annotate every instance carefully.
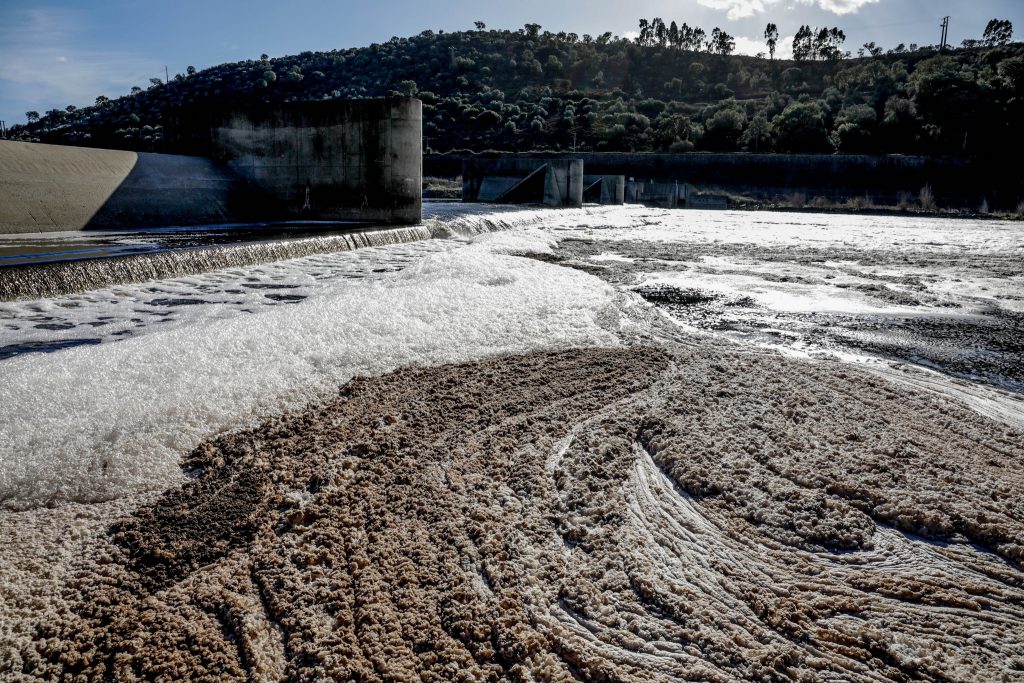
[7,18,1020,163]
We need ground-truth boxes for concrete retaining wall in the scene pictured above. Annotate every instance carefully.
[174,99,422,224]
[0,141,239,234]
[626,180,681,208]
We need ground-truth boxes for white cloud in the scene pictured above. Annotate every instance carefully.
[698,0,879,20]
[733,34,795,59]
[0,8,160,122]
[813,0,880,15]
[697,0,767,20]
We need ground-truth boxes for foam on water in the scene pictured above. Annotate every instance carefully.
[2,204,1021,509]
[0,232,625,509]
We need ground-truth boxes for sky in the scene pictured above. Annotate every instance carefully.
[1,0,1022,126]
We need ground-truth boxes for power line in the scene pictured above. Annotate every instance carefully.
[828,17,934,34]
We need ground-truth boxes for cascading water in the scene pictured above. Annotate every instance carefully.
[0,204,609,301]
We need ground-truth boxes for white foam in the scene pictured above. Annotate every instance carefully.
[0,238,624,509]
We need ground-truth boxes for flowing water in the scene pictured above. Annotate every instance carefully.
[1,204,1021,509]
[2,204,1023,681]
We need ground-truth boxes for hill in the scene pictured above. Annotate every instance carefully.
[8,23,1024,158]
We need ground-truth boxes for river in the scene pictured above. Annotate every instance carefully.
[2,204,1022,681]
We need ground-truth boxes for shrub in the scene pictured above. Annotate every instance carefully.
[786,191,807,208]
[919,184,936,211]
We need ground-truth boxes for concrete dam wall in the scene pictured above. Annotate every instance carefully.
[0,141,239,234]
[426,152,1017,208]
[184,99,422,225]
[0,99,423,235]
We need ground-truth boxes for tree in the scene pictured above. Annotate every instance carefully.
[186,65,196,76]
[25,111,39,123]
[149,78,163,88]
[764,23,779,60]
[815,27,846,60]
[881,96,919,152]
[94,95,110,107]
[860,42,883,57]
[771,102,830,152]
[708,28,735,55]
[740,112,772,151]
[474,21,486,31]
[653,114,697,150]
[793,25,814,61]
[637,19,651,47]
[703,104,746,150]
[998,56,1024,92]
[831,104,877,152]
[653,18,667,47]
[678,24,706,52]
[983,19,1013,46]
[524,23,541,40]
[909,55,983,153]
[794,25,845,60]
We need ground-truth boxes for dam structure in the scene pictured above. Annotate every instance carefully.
[0,98,422,235]
[174,99,422,225]
[583,175,626,205]
[461,158,583,207]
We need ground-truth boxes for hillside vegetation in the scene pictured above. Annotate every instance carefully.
[9,22,1024,158]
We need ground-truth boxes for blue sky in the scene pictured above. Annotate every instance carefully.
[1,0,1021,126]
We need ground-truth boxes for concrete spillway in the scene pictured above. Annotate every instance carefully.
[0,141,239,234]
[0,98,423,235]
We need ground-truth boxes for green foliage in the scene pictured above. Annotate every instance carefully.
[793,26,847,61]
[831,104,877,152]
[764,24,779,60]
[8,23,1022,157]
[709,28,736,56]
[771,102,830,152]
[983,19,1013,47]
[740,112,772,151]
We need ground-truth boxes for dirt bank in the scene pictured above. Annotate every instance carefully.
[6,346,1024,681]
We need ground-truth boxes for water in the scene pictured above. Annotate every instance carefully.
[545,208,1024,392]
[1,204,1021,510]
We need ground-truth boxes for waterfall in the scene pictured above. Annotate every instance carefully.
[0,206,606,301]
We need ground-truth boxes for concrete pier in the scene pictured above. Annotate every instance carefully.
[583,175,625,205]
[462,158,583,207]
[196,99,422,225]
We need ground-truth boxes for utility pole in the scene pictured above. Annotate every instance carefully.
[940,16,950,51]
[0,120,6,138]
[165,65,170,84]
